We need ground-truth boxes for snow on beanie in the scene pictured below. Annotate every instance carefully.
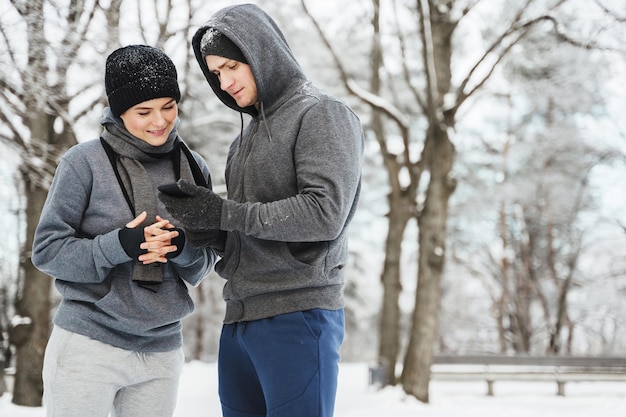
[105,45,181,117]
[200,28,247,64]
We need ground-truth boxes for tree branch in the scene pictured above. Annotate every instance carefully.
[300,0,410,130]
[392,0,426,113]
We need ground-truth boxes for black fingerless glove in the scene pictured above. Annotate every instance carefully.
[119,227,148,260]
[165,227,186,259]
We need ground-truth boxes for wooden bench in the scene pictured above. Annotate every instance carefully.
[430,354,626,396]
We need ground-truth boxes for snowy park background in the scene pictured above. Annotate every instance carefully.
[2,0,626,412]
[2,361,626,416]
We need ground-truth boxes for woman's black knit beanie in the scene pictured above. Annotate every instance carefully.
[105,45,181,117]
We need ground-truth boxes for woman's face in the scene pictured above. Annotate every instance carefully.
[120,97,178,146]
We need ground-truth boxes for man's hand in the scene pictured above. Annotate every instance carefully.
[158,179,224,230]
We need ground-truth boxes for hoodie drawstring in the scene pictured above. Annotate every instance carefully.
[238,112,245,147]
[259,102,272,142]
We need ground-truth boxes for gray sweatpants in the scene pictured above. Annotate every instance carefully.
[43,326,184,417]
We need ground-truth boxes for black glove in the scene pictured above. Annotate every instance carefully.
[120,225,186,260]
[185,228,226,252]
[119,226,148,260]
[165,227,186,259]
[158,179,224,230]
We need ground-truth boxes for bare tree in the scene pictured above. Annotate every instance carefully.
[302,0,422,387]
[301,0,618,402]
[0,0,204,405]
[1,0,96,404]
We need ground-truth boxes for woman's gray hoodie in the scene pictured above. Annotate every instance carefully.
[192,4,364,323]
[32,109,217,352]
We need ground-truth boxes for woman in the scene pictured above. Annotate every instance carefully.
[32,44,219,417]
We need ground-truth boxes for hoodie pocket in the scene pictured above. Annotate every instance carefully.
[95,275,194,336]
[222,237,334,301]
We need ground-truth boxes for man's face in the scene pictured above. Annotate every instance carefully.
[205,55,258,108]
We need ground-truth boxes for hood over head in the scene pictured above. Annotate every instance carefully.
[200,28,248,65]
[192,4,306,116]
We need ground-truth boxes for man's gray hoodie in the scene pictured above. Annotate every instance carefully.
[192,4,365,323]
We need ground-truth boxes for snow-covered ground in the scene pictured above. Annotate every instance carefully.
[1,361,626,416]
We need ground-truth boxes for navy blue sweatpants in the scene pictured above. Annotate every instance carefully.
[218,309,344,417]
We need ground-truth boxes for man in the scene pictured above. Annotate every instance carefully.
[159,4,364,417]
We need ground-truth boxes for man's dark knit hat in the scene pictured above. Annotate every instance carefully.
[105,45,181,117]
[200,28,247,64]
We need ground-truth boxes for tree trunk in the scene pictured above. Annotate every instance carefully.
[513,208,533,353]
[400,0,457,403]
[192,282,207,361]
[401,127,455,402]
[11,184,51,407]
[369,0,413,386]
[496,201,511,353]
[9,0,52,406]
[378,200,411,385]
